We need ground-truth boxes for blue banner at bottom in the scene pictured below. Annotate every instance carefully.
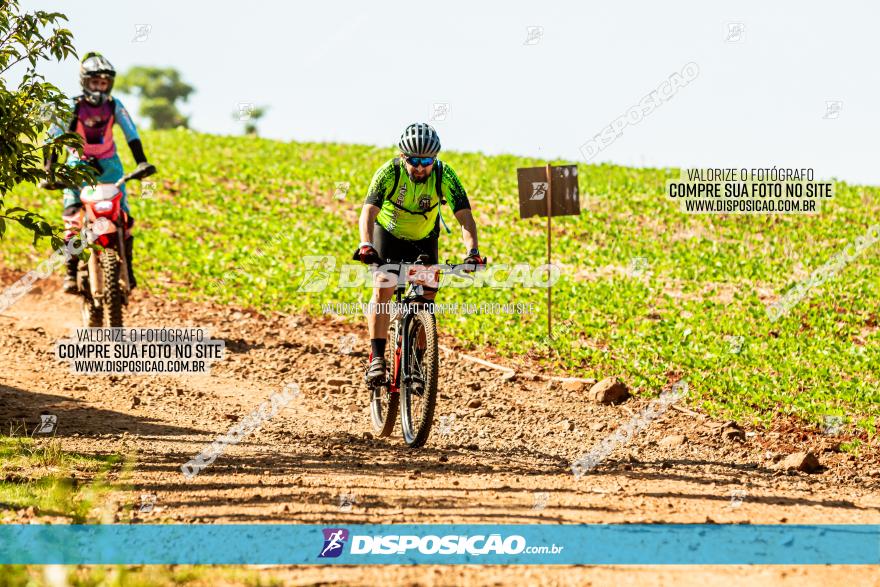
[0,525,878,565]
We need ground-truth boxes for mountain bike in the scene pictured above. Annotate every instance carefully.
[368,255,484,448]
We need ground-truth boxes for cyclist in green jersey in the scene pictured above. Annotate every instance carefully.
[353,123,486,383]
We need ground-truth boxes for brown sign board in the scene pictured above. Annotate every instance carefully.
[517,165,580,218]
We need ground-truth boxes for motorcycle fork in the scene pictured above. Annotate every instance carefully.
[117,225,130,299]
[87,251,103,300]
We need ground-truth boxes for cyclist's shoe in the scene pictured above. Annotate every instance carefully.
[364,356,387,385]
[62,257,78,294]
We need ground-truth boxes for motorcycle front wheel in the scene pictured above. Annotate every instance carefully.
[101,249,124,327]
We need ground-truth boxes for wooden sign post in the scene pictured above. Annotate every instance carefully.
[545,164,552,337]
[516,164,581,338]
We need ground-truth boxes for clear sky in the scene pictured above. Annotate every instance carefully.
[17,1,880,185]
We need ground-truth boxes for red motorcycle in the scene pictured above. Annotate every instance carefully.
[71,164,155,327]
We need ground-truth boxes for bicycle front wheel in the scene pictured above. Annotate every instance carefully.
[400,309,439,448]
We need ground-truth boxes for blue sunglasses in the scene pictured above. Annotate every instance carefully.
[406,156,435,167]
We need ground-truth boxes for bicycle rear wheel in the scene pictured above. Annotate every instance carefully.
[400,309,439,448]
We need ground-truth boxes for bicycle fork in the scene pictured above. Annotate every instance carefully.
[390,313,414,394]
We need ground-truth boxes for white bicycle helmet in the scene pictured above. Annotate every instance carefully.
[398,123,441,157]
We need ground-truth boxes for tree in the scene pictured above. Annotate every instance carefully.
[0,0,92,249]
[115,66,194,129]
[232,104,268,137]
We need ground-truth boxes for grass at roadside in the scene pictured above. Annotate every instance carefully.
[0,433,125,523]
[2,129,878,439]
[0,434,288,585]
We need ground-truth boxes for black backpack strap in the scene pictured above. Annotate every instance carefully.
[388,158,402,200]
[435,160,446,204]
[434,160,451,234]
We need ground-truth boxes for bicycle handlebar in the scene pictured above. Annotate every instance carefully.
[379,256,489,272]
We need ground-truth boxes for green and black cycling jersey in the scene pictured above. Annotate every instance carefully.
[364,158,470,241]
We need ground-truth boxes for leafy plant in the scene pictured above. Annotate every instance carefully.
[0,431,123,523]
[0,0,92,248]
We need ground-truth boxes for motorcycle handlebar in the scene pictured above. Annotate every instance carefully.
[115,163,157,187]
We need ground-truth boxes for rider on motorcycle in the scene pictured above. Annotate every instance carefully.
[44,52,155,294]
[354,123,486,384]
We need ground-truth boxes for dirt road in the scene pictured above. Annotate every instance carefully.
[1,273,878,586]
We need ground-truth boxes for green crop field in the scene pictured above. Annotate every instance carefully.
[3,129,878,438]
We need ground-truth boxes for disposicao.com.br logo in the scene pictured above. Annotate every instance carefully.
[317,528,564,558]
[318,528,349,558]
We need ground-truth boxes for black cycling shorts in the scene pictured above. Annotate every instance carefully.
[373,222,439,291]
